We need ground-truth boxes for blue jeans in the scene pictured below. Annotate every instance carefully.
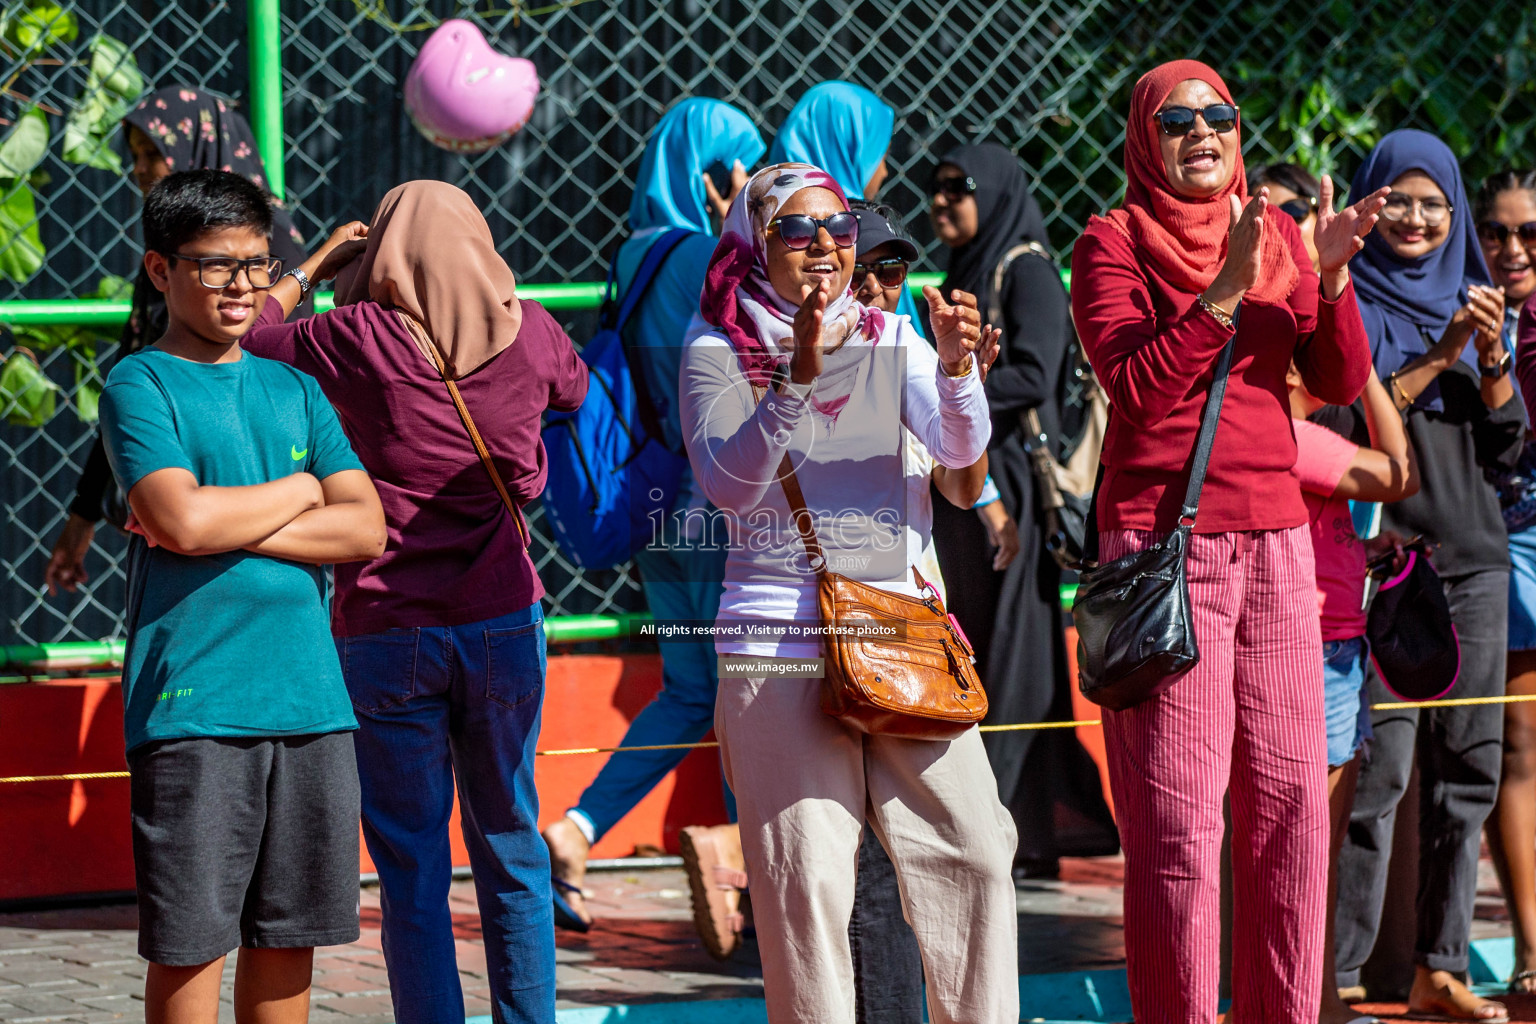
[339,602,552,1024]
[1322,636,1371,767]
[850,828,924,1023]
[569,543,732,841]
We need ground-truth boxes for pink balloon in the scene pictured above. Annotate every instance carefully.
[404,20,540,154]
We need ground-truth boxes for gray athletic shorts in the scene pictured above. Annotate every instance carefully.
[128,732,361,965]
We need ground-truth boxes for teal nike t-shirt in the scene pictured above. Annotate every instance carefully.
[100,345,364,753]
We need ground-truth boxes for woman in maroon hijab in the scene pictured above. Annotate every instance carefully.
[1071,60,1386,1022]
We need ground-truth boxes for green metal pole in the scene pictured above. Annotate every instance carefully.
[0,640,127,674]
[0,276,949,326]
[248,0,285,201]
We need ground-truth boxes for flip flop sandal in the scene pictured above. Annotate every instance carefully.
[1508,970,1536,995]
[551,877,592,933]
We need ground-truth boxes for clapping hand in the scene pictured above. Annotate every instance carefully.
[1314,176,1389,273]
[925,286,983,377]
[1469,285,1508,362]
[789,278,829,384]
[1205,189,1269,310]
[1439,284,1506,357]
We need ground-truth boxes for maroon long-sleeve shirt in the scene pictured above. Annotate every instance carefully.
[246,298,588,636]
[1071,210,1371,533]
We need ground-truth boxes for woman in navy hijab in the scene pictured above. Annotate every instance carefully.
[1334,129,1522,1024]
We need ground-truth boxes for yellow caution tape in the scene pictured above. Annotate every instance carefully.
[0,770,132,783]
[9,693,1536,783]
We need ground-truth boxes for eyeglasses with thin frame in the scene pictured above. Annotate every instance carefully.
[168,253,284,289]
[928,176,978,201]
[1153,103,1239,137]
[1478,221,1536,247]
[854,258,909,289]
[1379,194,1452,227]
[766,212,859,251]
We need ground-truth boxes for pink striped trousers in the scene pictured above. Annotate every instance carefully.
[1099,525,1329,1024]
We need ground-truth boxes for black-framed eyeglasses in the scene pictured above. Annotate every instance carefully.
[766,212,859,251]
[854,258,909,289]
[1153,103,1239,137]
[1279,197,1317,225]
[1380,193,1451,226]
[1478,220,1536,247]
[928,175,977,201]
[168,253,284,289]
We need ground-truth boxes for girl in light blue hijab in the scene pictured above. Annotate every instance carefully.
[629,97,767,234]
[542,97,764,935]
[767,80,894,200]
[769,81,927,338]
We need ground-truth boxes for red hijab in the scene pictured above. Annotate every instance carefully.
[1100,59,1297,306]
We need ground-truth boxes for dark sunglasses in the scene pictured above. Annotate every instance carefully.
[928,175,978,201]
[854,258,909,288]
[1478,220,1536,247]
[1279,197,1317,224]
[168,253,284,289]
[766,212,859,251]
[1153,103,1239,137]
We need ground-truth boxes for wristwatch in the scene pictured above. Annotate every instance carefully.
[282,267,313,300]
[1480,351,1512,380]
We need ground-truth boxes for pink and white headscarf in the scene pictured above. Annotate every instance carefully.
[699,163,888,417]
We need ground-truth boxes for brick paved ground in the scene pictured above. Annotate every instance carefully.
[0,857,1124,1022]
[1,853,1520,1023]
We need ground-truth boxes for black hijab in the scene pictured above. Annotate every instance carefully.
[937,142,1050,309]
[118,86,308,354]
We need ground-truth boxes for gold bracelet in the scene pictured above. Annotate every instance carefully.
[1387,372,1411,409]
[1197,295,1235,330]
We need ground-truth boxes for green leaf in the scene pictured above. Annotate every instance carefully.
[63,34,144,170]
[0,350,58,427]
[0,179,45,283]
[8,323,74,351]
[2,2,78,53]
[89,273,132,301]
[0,108,49,179]
[74,380,100,424]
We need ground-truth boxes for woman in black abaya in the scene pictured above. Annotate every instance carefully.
[928,142,1118,875]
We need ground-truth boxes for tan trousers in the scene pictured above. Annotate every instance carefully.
[715,667,1020,1024]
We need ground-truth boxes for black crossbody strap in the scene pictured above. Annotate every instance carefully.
[1179,303,1242,525]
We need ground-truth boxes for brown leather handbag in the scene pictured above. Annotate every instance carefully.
[774,452,987,740]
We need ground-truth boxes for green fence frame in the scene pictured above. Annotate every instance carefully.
[0,4,1051,654]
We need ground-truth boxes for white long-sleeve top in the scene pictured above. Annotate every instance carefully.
[679,316,991,657]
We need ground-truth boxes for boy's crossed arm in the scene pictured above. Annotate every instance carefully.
[129,467,384,564]
[244,469,385,564]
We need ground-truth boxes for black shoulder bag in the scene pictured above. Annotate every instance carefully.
[1072,307,1239,711]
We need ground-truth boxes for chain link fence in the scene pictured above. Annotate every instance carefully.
[3,0,1534,644]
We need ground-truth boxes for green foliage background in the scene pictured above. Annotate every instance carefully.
[1022,0,1536,244]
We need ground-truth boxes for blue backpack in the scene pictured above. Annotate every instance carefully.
[541,229,693,569]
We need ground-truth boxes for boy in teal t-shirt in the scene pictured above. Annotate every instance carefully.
[99,169,381,1021]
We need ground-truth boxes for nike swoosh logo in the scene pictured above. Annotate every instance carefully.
[291,446,308,461]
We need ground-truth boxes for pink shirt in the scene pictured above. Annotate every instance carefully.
[1293,418,1367,641]
[245,299,588,636]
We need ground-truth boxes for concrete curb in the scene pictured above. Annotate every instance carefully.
[462,945,1522,1024]
[457,967,1139,1023]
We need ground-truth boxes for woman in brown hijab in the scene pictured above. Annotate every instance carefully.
[246,180,589,1024]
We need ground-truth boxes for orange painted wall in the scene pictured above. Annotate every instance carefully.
[0,654,731,902]
[0,644,1111,902]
